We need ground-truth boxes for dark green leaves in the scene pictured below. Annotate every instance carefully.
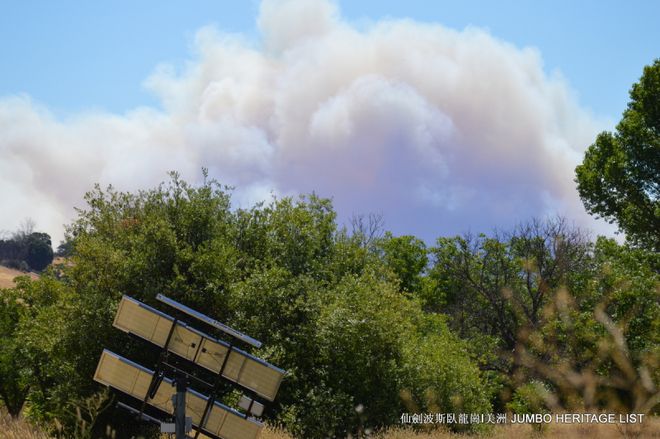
[575,59,660,251]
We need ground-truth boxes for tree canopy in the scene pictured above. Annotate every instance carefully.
[0,173,490,438]
[575,58,660,251]
[0,230,53,272]
[2,104,659,437]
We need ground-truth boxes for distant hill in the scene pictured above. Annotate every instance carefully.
[0,265,39,289]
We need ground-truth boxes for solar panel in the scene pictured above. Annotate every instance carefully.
[94,350,263,439]
[113,294,174,347]
[156,294,262,349]
[238,395,264,417]
[112,295,285,401]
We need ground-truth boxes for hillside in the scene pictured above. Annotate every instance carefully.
[0,265,39,289]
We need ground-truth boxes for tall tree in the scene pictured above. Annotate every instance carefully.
[428,218,592,353]
[25,232,54,271]
[0,287,30,417]
[575,59,660,251]
[3,173,489,438]
[377,232,428,295]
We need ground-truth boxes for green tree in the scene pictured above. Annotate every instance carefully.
[0,285,30,417]
[25,232,54,271]
[377,232,428,295]
[0,276,72,421]
[589,237,659,356]
[426,218,594,413]
[298,272,490,437]
[56,237,74,257]
[575,59,660,251]
[428,218,591,353]
[515,239,659,414]
[3,173,491,438]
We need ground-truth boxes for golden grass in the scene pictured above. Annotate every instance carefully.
[3,409,659,439]
[256,420,660,439]
[176,420,660,439]
[51,257,68,265]
[0,265,39,289]
[0,411,50,439]
[367,420,660,438]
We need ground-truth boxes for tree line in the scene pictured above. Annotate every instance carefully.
[0,60,657,439]
[0,220,54,272]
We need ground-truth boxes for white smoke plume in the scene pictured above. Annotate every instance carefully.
[0,0,615,245]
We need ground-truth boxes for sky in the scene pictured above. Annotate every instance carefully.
[1,0,658,245]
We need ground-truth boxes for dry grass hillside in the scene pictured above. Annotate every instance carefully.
[0,412,50,439]
[0,265,39,289]
[0,256,71,289]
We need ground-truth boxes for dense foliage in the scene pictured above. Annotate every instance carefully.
[0,231,54,272]
[2,59,659,438]
[2,172,657,439]
[575,58,660,251]
[0,174,490,438]
[0,171,657,438]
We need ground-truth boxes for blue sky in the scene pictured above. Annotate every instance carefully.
[0,0,657,243]
[1,0,657,120]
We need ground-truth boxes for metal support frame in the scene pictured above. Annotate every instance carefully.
[111,295,273,439]
[157,294,262,348]
[244,398,255,420]
[194,343,234,438]
[117,401,162,424]
[162,361,213,388]
[140,318,178,417]
[116,394,223,439]
[174,371,188,439]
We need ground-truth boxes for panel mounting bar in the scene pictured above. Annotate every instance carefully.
[156,294,262,349]
[117,401,162,425]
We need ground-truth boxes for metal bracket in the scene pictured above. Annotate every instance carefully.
[140,317,178,417]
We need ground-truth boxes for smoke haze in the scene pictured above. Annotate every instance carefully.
[0,0,616,245]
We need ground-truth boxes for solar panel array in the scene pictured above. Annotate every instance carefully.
[156,294,262,348]
[94,294,287,439]
[113,295,285,401]
[94,349,263,439]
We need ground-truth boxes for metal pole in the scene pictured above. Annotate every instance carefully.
[194,343,234,438]
[141,318,178,418]
[174,373,187,439]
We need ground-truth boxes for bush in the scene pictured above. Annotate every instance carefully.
[1,259,29,271]
[1,174,493,438]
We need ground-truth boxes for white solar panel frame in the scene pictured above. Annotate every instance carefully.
[94,350,264,439]
[112,295,285,401]
[156,293,263,348]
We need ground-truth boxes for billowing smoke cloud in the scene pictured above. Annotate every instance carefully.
[0,0,615,245]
